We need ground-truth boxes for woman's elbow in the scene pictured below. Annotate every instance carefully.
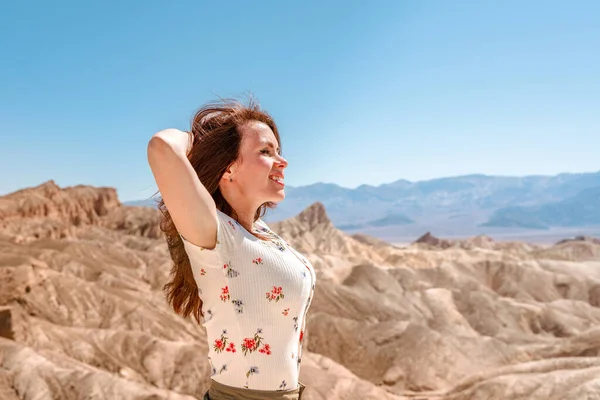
[149,129,188,157]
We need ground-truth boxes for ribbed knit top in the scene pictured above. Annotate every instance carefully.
[180,209,316,391]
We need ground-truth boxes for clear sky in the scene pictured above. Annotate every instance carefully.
[1,1,599,202]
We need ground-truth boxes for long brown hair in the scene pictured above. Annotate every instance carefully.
[157,97,281,323]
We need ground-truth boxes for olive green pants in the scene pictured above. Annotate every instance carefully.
[203,379,306,400]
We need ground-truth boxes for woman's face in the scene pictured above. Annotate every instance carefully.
[227,121,288,204]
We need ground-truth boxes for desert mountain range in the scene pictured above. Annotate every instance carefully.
[2,180,600,399]
[128,171,600,241]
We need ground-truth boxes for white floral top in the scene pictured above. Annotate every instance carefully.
[180,209,316,390]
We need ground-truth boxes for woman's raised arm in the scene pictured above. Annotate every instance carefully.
[147,128,219,249]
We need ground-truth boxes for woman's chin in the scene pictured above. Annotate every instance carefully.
[269,190,285,202]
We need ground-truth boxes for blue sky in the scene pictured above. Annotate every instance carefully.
[1,1,599,202]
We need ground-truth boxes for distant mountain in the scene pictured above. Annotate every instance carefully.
[338,213,414,230]
[128,171,600,233]
[125,198,159,208]
[482,186,600,229]
[262,171,600,227]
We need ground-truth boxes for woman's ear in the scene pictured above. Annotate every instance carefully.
[228,158,240,175]
[224,162,236,182]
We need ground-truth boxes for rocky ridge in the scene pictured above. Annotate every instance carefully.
[0,180,161,243]
[1,181,600,399]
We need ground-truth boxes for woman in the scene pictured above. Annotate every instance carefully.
[147,98,316,400]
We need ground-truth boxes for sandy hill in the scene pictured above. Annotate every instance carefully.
[1,181,600,399]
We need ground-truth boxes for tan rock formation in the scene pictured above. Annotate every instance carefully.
[270,202,385,282]
[414,232,454,249]
[1,181,600,399]
[0,180,161,243]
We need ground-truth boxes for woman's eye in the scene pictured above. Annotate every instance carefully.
[260,149,271,155]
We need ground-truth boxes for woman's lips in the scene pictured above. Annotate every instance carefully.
[269,175,285,187]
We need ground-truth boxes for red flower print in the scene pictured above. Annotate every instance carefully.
[266,286,284,302]
[226,342,236,353]
[200,268,206,276]
[282,308,290,316]
[241,329,271,356]
[213,329,230,353]
[242,337,258,355]
[252,257,263,265]
[243,338,256,350]
[227,220,236,230]
[220,286,230,301]
[258,343,272,355]
[299,330,304,343]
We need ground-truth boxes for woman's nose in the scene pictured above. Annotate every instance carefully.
[278,155,288,167]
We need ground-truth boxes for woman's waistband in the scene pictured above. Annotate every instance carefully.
[207,378,306,400]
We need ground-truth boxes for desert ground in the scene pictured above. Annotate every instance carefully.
[1,180,600,399]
